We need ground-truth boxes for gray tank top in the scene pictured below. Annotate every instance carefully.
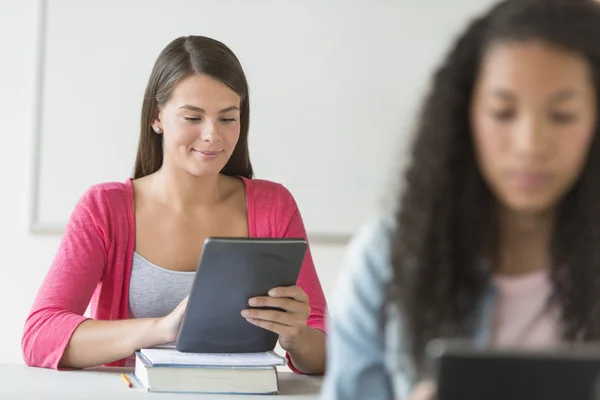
[128,252,195,319]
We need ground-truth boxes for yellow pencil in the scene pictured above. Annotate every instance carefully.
[121,373,133,388]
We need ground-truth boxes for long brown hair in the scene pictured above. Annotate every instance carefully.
[388,0,600,373]
[133,35,253,179]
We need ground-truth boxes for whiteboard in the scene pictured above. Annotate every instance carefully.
[30,0,495,242]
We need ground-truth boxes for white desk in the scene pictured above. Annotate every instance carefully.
[0,364,323,400]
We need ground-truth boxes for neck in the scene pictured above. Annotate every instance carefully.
[495,206,555,276]
[150,163,223,211]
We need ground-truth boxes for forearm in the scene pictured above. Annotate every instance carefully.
[287,327,326,375]
[59,318,165,369]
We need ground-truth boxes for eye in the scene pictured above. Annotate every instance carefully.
[550,112,577,124]
[491,109,516,122]
[184,116,201,122]
[220,117,237,124]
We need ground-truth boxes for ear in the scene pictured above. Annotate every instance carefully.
[151,108,163,134]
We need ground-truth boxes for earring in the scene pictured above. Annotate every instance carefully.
[153,126,162,134]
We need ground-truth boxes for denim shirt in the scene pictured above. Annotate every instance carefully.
[320,215,497,400]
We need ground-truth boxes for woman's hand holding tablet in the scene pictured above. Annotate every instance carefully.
[242,285,311,352]
[155,296,189,344]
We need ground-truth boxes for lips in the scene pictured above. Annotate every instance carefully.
[506,171,553,190]
[191,149,223,160]
[193,149,221,156]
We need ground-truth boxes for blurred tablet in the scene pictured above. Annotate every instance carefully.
[176,237,307,354]
[427,339,600,400]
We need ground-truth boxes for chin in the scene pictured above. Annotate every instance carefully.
[500,195,558,215]
[185,166,224,178]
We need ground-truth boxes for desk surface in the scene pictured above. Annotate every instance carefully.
[0,364,323,400]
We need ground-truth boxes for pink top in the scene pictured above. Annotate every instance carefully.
[491,268,561,348]
[21,177,327,372]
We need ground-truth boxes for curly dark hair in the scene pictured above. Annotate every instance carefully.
[388,0,600,372]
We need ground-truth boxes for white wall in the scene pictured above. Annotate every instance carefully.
[1,0,58,364]
[0,0,495,365]
[34,0,412,239]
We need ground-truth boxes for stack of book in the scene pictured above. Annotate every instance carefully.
[132,346,286,395]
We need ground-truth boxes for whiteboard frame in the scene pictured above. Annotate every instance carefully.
[26,0,350,245]
[27,0,49,236]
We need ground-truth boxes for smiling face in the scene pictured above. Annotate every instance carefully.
[470,40,597,215]
[152,74,242,177]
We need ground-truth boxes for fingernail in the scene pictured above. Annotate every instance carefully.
[241,310,249,317]
[248,298,257,306]
[268,289,276,296]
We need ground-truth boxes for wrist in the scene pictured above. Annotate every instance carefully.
[149,317,171,344]
[285,326,326,375]
[286,325,313,356]
[130,318,165,352]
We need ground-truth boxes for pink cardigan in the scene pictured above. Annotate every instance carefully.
[22,177,327,372]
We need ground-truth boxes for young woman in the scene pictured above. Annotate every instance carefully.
[321,0,600,398]
[21,36,327,375]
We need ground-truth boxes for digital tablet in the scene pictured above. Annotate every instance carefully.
[426,339,600,400]
[175,237,307,354]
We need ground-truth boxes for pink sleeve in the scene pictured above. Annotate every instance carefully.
[21,187,109,369]
[276,186,328,374]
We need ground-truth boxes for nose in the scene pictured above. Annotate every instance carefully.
[200,119,220,143]
[513,116,548,159]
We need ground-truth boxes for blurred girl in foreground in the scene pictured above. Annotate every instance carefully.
[322,0,600,398]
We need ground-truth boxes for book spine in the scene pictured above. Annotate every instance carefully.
[135,351,154,368]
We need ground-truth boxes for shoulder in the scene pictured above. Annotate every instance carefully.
[245,177,299,216]
[245,178,295,204]
[345,213,396,282]
[329,213,396,325]
[331,213,394,306]
[71,180,132,223]
[244,178,304,236]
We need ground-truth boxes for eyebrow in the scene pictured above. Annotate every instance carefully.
[491,89,516,101]
[549,89,580,103]
[491,88,581,103]
[179,105,240,113]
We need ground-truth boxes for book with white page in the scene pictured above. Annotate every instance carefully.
[139,347,287,368]
[132,347,286,394]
